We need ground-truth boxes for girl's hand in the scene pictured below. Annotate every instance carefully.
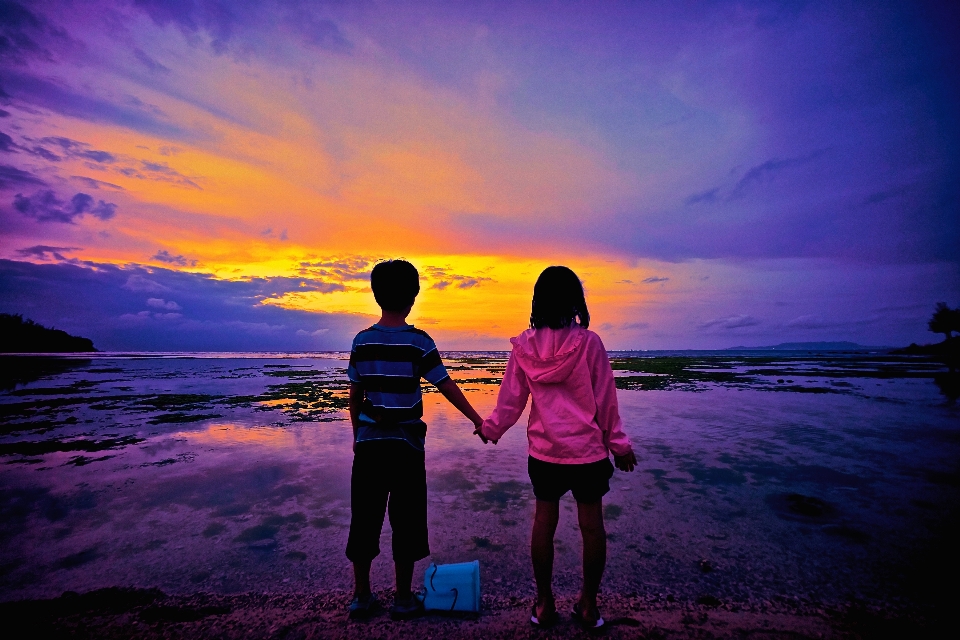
[474,428,497,444]
[614,451,637,472]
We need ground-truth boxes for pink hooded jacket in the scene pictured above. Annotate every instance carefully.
[480,325,633,464]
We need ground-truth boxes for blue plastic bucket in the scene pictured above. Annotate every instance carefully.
[421,560,480,613]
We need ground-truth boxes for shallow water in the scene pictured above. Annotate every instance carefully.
[0,352,957,612]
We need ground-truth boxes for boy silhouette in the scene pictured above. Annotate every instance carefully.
[345,259,485,620]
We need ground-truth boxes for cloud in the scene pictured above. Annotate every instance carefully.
[285,12,352,53]
[641,276,669,284]
[685,187,719,206]
[0,132,15,152]
[39,136,116,163]
[699,315,762,331]
[296,328,330,337]
[26,145,60,161]
[728,151,826,200]
[147,298,181,311]
[71,176,125,191]
[2,71,190,140]
[122,274,168,294]
[0,163,46,189]
[621,322,650,330]
[13,190,116,223]
[132,0,353,56]
[0,258,370,350]
[151,250,195,267]
[298,256,375,281]
[133,48,171,74]
[15,244,81,260]
[256,277,345,297]
[424,266,493,290]
[118,160,201,189]
[0,0,76,65]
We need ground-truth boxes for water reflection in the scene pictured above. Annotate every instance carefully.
[0,356,91,391]
[934,373,959,403]
[0,354,957,612]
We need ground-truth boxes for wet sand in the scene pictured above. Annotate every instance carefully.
[1,352,957,636]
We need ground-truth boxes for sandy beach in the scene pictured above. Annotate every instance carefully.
[2,586,941,639]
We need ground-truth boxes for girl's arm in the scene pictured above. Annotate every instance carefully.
[480,350,530,442]
[587,333,635,467]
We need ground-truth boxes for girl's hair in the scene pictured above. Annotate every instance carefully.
[530,266,590,329]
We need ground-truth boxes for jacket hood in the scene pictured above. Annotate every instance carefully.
[510,325,586,384]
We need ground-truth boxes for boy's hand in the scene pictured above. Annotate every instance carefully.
[614,450,637,472]
[472,418,496,444]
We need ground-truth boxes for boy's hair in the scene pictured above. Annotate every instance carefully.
[530,265,590,329]
[371,259,420,311]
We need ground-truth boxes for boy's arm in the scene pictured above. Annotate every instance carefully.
[349,382,363,452]
[435,378,487,440]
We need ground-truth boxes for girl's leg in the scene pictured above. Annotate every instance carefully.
[531,499,560,617]
[576,499,606,620]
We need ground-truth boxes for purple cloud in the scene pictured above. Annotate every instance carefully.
[641,276,668,284]
[146,297,181,311]
[36,136,115,163]
[2,72,190,140]
[13,190,116,223]
[0,0,73,65]
[685,188,719,206]
[0,131,14,152]
[0,163,45,189]
[72,176,124,191]
[152,250,193,267]
[15,244,81,260]
[0,258,367,350]
[133,48,171,74]
[727,151,826,201]
[699,315,762,331]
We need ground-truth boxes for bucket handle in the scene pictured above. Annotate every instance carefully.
[429,564,460,611]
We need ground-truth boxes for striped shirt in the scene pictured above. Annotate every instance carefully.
[347,324,450,450]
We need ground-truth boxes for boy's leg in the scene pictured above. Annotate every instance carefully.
[531,499,560,616]
[346,442,390,599]
[386,444,429,601]
[394,560,414,599]
[353,559,373,598]
[576,499,606,620]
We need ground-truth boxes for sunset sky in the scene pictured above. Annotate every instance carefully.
[1,0,958,350]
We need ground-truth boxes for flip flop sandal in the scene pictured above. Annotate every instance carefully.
[530,603,558,628]
[572,602,606,630]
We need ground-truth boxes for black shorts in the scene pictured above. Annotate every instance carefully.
[346,439,430,563]
[528,455,614,503]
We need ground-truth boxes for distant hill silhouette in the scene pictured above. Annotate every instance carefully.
[0,314,96,353]
[891,336,959,356]
[725,341,884,351]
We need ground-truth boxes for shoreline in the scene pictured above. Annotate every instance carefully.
[0,586,939,639]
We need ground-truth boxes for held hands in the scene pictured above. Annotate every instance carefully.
[614,450,637,472]
[472,418,497,445]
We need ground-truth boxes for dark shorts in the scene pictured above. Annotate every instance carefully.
[346,439,429,563]
[528,455,614,503]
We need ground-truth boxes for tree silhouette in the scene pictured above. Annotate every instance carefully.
[928,302,960,342]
